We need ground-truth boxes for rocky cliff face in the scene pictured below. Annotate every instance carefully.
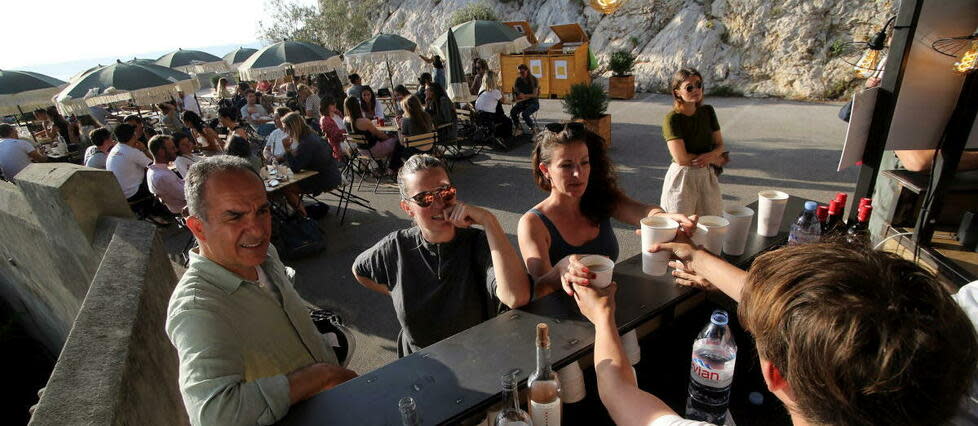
[348,0,897,99]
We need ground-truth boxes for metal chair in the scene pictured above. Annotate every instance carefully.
[346,132,395,193]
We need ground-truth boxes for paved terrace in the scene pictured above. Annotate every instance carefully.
[164,93,856,374]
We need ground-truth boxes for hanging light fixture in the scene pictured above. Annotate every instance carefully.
[849,17,894,78]
[932,26,978,74]
[590,0,625,15]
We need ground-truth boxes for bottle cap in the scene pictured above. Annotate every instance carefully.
[536,323,550,348]
[710,310,729,326]
[858,205,873,222]
[828,199,841,215]
[804,201,818,211]
[835,192,848,203]
[859,197,872,209]
[815,205,829,221]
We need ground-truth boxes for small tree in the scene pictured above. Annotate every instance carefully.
[562,83,609,119]
[450,2,498,27]
[608,50,635,77]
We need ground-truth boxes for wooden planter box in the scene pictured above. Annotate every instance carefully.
[574,114,613,147]
[609,75,635,100]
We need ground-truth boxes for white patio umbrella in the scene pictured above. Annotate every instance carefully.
[54,60,200,116]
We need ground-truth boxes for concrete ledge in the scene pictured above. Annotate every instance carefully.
[29,218,188,425]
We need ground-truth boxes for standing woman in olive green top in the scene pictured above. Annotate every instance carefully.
[660,68,728,216]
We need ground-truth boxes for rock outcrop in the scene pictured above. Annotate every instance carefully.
[343,0,897,99]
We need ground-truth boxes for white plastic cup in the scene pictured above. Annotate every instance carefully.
[557,362,586,403]
[579,255,614,288]
[723,207,755,256]
[641,216,679,276]
[622,330,641,365]
[757,190,789,237]
[690,216,729,256]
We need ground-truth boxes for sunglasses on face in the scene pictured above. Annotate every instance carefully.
[545,122,586,136]
[408,184,457,207]
[683,83,703,92]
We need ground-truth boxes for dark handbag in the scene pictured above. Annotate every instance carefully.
[273,214,327,260]
[710,151,731,176]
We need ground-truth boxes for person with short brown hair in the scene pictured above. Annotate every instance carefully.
[571,239,978,426]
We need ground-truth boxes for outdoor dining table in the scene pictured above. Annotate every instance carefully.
[279,196,809,425]
[265,169,319,193]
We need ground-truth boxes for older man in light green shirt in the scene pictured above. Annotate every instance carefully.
[166,155,356,425]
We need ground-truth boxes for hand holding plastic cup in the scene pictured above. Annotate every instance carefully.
[690,215,729,256]
[757,190,789,237]
[578,255,614,288]
[723,206,755,256]
[641,216,679,276]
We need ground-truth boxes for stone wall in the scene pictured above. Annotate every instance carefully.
[343,0,897,99]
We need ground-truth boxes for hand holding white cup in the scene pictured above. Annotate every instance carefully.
[578,255,615,288]
[690,215,729,256]
[641,216,679,276]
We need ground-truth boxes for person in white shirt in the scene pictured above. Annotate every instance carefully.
[0,124,46,180]
[239,90,272,126]
[146,135,187,214]
[472,71,513,139]
[263,107,291,163]
[84,127,115,169]
[106,123,152,200]
[569,239,978,426]
[180,90,200,115]
[299,84,322,122]
[172,132,201,178]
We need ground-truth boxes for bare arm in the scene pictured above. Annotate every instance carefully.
[651,237,747,302]
[287,363,357,404]
[448,204,531,307]
[28,149,47,163]
[666,138,697,166]
[351,270,390,295]
[518,213,561,298]
[692,130,727,168]
[896,150,978,172]
[613,194,697,235]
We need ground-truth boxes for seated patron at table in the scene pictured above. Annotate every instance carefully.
[264,107,292,163]
[359,86,385,121]
[107,124,152,198]
[346,73,364,99]
[240,90,273,126]
[182,111,223,155]
[231,82,250,111]
[518,123,695,299]
[472,71,512,140]
[123,114,151,143]
[415,72,432,104]
[166,156,356,425]
[158,102,184,133]
[344,96,400,170]
[32,107,72,143]
[146,135,186,214]
[77,115,99,148]
[392,85,411,119]
[353,154,531,356]
[84,127,115,169]
[510,64,540,135]
[298,84,321,122]
[282,112,341,195]
[226,135,263,173]
[0,124,46,180]
[214,77,231,100]
[572,239,978,426]
[424,83,457,144]
[319,97,349,161]
[172,132,200,178]
[399,95,436,157]
[218,107,251,149]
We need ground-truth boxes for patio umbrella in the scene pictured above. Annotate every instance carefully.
[54,60,200,116]
[69,64,106,83]
[0,69,67,116]
[127,57,156,65]
[432,20,531,65]
[237,40,343,82]
[223,47,258,70]
[444,30,472,102]
[156,48,230,74]
[345,34,419,90]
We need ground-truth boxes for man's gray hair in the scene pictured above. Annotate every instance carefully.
[397,154,447,200]
[185,155,261,221]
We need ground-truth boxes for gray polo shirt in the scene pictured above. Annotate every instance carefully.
[354,227,499,357]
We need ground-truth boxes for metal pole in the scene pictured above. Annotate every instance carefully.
[387,59,395,92]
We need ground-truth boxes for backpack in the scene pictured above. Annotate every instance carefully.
[272,213,327,260]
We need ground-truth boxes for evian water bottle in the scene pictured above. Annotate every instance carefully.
[685,310,737,425]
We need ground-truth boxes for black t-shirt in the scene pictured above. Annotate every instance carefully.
[514,76,538,96]
[353,227,499,356]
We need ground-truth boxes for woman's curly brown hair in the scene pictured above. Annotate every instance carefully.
[531,125,622,225]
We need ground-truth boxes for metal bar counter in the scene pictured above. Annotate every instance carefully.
[280,197,806,425]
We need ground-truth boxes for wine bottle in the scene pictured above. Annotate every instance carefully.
[835,192,848,220]
[846,205,873,246]
[825,199,846,235]
[495,372,532,426]
[528,324,561,426]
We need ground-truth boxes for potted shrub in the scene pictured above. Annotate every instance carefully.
[562,83,612,146]
[608,50,636,100]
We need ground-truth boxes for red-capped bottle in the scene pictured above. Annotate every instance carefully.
[815,205,829,236]
[825,199,846,235]
[835,193,848,220]
[858,197,872,211]
[846,205,873,246]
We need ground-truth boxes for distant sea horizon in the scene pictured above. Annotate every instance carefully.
[14,41,264,81]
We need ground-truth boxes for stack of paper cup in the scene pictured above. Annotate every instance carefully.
[723,207,755,256]
[690,216,729,255]
[757,190,789,237]
[557,362,586,403]
[622,330,641,365]
[641,216,679,275]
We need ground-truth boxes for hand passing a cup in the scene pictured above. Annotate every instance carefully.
[560,255,596,297]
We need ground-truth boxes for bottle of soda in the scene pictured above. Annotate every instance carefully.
[686,310,737,425]
[788,201,822,245]
[824,199,846,235]
[846,205,873,246]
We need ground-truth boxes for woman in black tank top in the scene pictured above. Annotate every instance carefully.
[517,123,697,300]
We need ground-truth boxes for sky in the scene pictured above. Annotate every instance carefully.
[0,0,312,79]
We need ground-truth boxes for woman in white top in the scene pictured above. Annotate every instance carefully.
[359,86,386,121]
[172,132,201,178]
[473,71,513,139]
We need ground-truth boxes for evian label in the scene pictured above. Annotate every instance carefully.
[690,357,734,388]
[529,399,561,426]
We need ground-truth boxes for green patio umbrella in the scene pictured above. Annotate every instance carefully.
[444,30,472,102]
[345,34,419,90]
[0,69,67,116]
[127,57,156,65]
[156,48,230,74]
[54,59,199,116]
[432,20,531,65]
[237,40,343,82]
[69,63,106,83]
[223,47,258,70]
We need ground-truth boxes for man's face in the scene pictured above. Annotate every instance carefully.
[247,93,257,104]
[519,67,529,77]
[163,139,178,162]
[188,170,271,274]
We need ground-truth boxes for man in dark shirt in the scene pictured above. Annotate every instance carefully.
[352,154,531,356]
[510,64,540,135]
